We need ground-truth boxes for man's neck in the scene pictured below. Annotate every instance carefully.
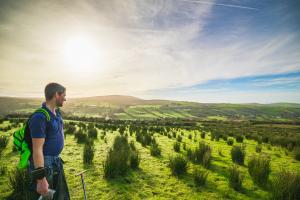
[45,101,57,116]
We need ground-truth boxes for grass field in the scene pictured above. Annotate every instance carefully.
[0,120,300,199]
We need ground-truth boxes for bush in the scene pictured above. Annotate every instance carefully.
[256,145,262,153]
[270,170,300,200]
[188,134,192,140]
[173,142,181,152]
[248,156,271,187]
[177,135,182,142]
[169,155,187,176]
[103,135,139,178]
[193,142,212,168]
[201,132,205,139]
[8,168,35,200]
[75,129,88,143]
[222,135,228,141]
[236,135,244,143]
[229,165,243,191]
[293,147,300,161]
[0,135,9,154]
[88,128,98,139]
[227,138,234,146]
[150,142,161,157]
[193,168,208,187]
[0,165,7,176]
[83,139,95,164]
[130,150,140,170]
[231,145,246,165]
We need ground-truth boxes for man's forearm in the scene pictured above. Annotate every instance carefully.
[33,151,44,169]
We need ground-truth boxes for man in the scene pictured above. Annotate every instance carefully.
[27,82,70,200]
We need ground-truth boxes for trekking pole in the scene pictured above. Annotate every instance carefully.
[75,170,88,200]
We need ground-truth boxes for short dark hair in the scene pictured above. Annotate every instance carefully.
[44,83,66,101]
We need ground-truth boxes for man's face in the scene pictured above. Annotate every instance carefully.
[55,91,66,107]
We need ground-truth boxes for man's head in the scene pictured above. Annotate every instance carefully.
[44,83,66,107]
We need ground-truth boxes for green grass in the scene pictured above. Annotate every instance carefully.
[1,120,300,199]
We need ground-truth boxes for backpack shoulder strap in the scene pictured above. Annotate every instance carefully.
[27,108,51,125]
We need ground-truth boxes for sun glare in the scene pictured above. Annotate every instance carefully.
[63,35,99,72]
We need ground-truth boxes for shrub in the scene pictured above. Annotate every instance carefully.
[193,168,208,187]
[103,135,139,178]
[222,135,228,141]
[130,150,140,170]
[173,142,181,152]
[193,142,212,168]
[150,142,161,157]
[0,135,9,154]
[183,142,186,150]
[188,134,192,140]
[177,135,182,142]
[83,139,95,164]
[270,170,300,200]
[0,165,7,176]
[256,145,262,153]
[248,156,271,187]
[201,132,205,139]
[236,135,244,143]
[227,138,234,146]
[8,168,35,199]
[231,145,246,165]
[88,128,98,139]
[75,129,88,143]
[169,155,187,176]
[229,165,243,191]
[293,147,300,161]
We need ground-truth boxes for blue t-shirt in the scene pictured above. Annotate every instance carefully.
[29,102,64,156]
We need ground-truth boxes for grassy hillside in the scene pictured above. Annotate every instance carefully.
[0,119,299,199]
[1,96,300,121]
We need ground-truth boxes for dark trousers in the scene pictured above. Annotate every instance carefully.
[27,156,70,200]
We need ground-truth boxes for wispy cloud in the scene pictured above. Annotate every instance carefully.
[0,0,299,103]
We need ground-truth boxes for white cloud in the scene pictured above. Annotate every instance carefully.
[0,0,299,101]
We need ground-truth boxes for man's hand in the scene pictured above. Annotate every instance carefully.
[36,177,49,195]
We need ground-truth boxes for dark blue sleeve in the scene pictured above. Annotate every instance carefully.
[29,113,46,138]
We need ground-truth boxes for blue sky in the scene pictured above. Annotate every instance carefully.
[0,0,299,103]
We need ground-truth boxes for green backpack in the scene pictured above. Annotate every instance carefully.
[13,108,51,169]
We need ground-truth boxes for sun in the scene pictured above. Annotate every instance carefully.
[63,35,99,72]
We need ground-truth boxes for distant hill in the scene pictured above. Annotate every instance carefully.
[1,95,300,121]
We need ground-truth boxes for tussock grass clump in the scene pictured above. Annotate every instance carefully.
[187,142,212,169]
[103,135,140,178]
[229,165,243,191]
[256,145,262,153]
[8,168,35,200]
[293,147,300,161]
[177,135,182,142]
[227,138,234,146]
[270,170,300,200]
[150,142,161,157]
[248,156,271,187]
[169,155,187,176]
[193,168,208,187]
[173,142,181,152]
[130,149,140,170]
[0,136,9,154]
[201,132,205,139]
[231,145,246,165]
[83,139,95,165]
[75,129,88,143]
[88,128,98,139]
[235,135,244,143]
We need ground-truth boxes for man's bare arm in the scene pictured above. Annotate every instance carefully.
[32,138,45,168]
[32,137,49,195]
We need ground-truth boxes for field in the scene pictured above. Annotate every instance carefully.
[1,118,300,200]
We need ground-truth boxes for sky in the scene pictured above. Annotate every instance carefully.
[0,0,299,103]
